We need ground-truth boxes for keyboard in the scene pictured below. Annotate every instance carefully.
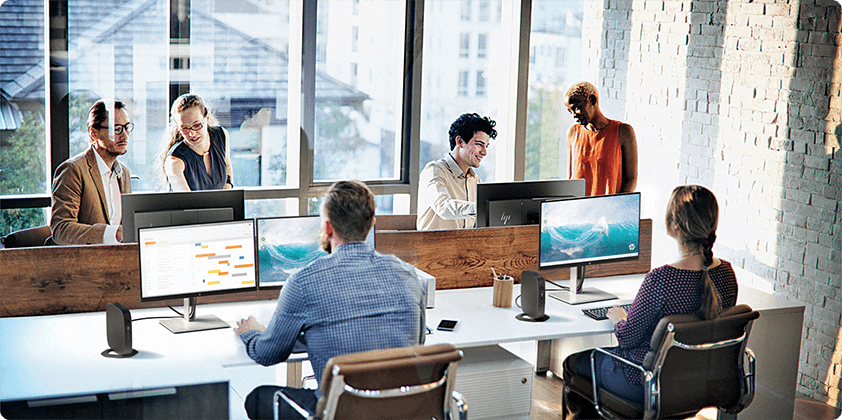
[582,303,632,321]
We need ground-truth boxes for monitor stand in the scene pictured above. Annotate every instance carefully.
[547,266,617,305]
[160,297,230,334]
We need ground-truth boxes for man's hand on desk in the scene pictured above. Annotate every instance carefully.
[234,316,266,335]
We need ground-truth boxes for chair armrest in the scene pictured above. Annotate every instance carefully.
[274,389,314,420]
[451,390,468,420]
[589,348,649,417]
[725,348,756,414]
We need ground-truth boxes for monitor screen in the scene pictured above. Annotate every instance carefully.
[539,192,640,269]
[256,216,375,287]
[121,189,245,243]
[476,179,586,227]
[138,219,258,302]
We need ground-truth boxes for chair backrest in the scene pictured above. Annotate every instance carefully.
[315,343,463,420]
[1,225,52,248]
[642,304,759,417]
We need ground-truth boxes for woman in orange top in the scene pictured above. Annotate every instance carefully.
[565,81,638,196]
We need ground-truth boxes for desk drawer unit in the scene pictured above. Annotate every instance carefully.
[454,345,533,420]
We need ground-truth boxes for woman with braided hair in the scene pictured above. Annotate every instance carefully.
[561,185,738,418]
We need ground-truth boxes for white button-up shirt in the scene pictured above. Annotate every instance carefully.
[416,153,478,230]
[92,150,122,244]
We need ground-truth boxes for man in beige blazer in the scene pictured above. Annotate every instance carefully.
[50,100,133,245]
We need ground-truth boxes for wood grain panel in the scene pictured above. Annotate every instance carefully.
[376,219,652,290]
[0,219,650,317]
[0,244,279,317]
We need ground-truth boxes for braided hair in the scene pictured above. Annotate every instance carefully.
[665,185,721,319]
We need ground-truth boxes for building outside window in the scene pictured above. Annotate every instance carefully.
[460,33,470,58]
[477,33,487,59]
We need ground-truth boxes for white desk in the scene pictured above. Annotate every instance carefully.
[1,275,804,419]
[425,274,805,420]
[0,300,302,419]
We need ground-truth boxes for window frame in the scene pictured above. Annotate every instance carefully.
[3,0,535,219]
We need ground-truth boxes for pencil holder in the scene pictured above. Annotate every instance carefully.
[492,275,514,308]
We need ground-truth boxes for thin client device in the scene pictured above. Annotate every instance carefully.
[517,270,549,322]
[102,302,137,358]
[539,192,641,305]
[138,219,258,333]
[256,216,374,288]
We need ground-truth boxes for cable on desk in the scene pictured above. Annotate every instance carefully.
[545,278,570,291]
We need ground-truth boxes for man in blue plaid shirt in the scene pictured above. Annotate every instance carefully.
[235,180,426,419]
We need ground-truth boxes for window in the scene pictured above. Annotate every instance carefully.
[420,0,519,184]
[478,0,490,22]
[460,33,470,58]
[0,1,48,232]
[476,71,487,97]
[314,0,407,189]
[524,0,584,181]
[460,0,472,21]
[458,71,470,97]
[3,0,538,233]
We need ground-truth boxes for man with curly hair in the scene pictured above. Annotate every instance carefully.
[564,81,638,196]
[417,113,497,230]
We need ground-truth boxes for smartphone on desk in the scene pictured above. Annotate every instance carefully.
[436,319,458,332]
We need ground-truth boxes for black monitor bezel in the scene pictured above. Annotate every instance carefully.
[255,215,376,289]
[538,192,641,270]
[138,218,259,302]
[121,189,246,243]
[476,179,586,227]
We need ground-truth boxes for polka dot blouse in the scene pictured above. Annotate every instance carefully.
[611,260,738,385]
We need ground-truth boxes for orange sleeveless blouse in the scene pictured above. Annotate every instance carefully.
[570,120,623,196]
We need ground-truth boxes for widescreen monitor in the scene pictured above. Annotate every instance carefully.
[539,192,640,304]
[257,216,375,288]
[476,179,585,227]
[138,219,257,333]
[121,189,245,243]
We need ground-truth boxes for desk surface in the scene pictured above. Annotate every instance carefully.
[0,299,282,402]
[1,274,803,403]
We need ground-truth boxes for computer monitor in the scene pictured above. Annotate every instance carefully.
[539,192,640,304]
[121,189,245,243]
[476,179,586,227]
[138,219,258,333]
[256,216,375,288]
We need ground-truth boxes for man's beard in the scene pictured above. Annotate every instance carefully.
[319,227,331,254]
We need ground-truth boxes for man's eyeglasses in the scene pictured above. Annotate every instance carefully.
[96,122,134,135]
[178,121,204,135]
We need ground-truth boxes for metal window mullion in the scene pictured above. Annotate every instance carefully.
[403,0,424,214]
[299,0,318,216]
[511,0,531,182]
[47,0,69,186]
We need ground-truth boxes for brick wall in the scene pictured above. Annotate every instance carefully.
[582,0,842,406]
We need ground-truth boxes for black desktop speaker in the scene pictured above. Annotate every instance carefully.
[517,270,549,322]
[102,302,138,358]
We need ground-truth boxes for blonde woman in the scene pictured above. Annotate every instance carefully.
[161,93,233,191]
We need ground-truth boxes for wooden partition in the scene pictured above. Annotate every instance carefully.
[376,219,652,290]
[0,216,651,317]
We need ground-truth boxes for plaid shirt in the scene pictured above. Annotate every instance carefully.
[239,242,426,396]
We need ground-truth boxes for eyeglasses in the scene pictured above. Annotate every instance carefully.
[96,122,134,135]
[178,121,205,135]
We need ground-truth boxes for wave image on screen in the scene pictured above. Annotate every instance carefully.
[258,217,326,286]
[540,193,639,267]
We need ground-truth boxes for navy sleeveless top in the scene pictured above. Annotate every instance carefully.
[167,126,227,191]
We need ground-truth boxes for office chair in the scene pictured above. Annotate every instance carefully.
[274,343,468,420]
[564,304,759,420]
[0,225,53,248]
